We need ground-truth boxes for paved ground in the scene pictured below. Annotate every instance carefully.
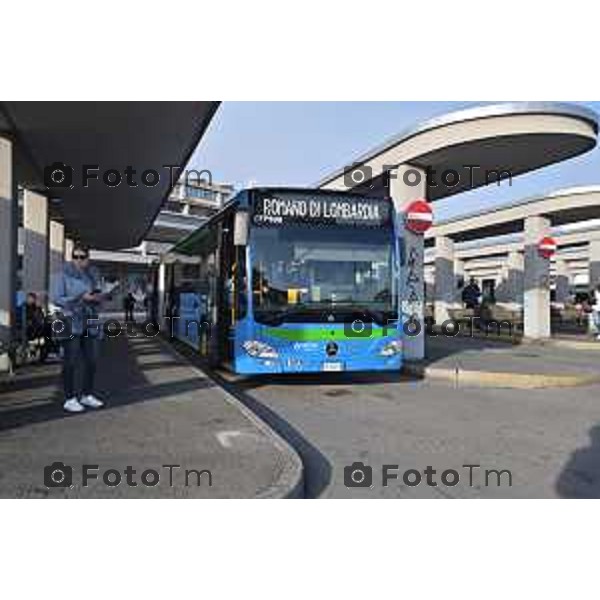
[0,335,301,498]
[226,370,600,498]
[4,329,600,499]
[419,335,600,386]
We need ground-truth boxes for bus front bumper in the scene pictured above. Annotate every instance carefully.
[234,354,402,375]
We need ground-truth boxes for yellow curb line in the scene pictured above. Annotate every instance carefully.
[546,340,600,352]
[403,364,600,389]
[433,328,600,350]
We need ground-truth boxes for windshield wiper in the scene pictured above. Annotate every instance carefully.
[254,302,396,326]
[332,304,398,326]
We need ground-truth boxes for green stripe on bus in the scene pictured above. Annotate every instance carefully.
[263,327,395,342]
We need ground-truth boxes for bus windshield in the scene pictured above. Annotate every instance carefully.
[251,224,396,324]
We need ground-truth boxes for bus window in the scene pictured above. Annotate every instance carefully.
[251,225,395,323]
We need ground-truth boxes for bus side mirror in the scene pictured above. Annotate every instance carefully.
[234,210,249,246]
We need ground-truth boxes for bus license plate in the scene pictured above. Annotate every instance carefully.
[323,362,343,372]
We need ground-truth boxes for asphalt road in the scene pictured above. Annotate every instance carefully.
[0,336,301,498]
[225,372,600,498]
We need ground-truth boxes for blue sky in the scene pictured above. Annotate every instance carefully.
[190,101,600,221]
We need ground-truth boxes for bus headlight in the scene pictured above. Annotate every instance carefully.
[242,340,279,359]
[379,340,402,356]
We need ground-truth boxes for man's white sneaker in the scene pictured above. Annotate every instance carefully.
[64,397,85,413]
[80,395,104,409]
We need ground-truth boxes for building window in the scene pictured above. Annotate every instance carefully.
[185,186,220,201]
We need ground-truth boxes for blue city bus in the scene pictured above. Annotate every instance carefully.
[169,188,403,374]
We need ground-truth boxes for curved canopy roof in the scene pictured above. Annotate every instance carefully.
[317,102,598,201]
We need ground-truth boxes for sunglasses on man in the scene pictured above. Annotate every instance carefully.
[72,253,89,261]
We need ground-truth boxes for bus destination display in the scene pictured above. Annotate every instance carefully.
[252,192,390,227]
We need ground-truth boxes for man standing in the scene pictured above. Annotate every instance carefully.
[461,277,482,310]
[51,242,105,413]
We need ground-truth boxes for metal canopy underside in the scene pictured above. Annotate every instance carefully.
[413,133,595,201]
[146,212,208,244]
[317,103,599,202]
[0,101,219,249]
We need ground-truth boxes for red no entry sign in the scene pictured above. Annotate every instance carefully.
[538,236,557,259]
[405,199,433,234]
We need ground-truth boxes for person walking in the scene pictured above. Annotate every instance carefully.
[51,242,105,413]
[123,292,135,322]
[593,284,600,340]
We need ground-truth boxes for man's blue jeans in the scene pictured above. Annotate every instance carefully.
[62,335,99,398]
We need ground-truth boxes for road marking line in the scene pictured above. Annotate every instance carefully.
[216,430,244,448]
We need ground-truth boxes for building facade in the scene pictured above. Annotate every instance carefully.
[163,177,234,219]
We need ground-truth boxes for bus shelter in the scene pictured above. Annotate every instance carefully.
[317,103,598,359]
